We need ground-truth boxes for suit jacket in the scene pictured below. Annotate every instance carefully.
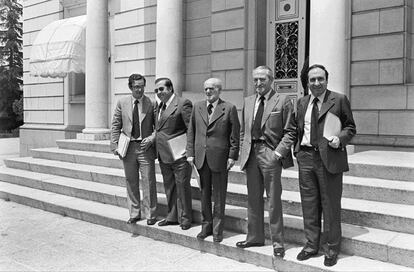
[186,99,240,172]
[155,95,193,164]
[239,90,296,170]
[294,90,356,174]
[110,95,156,159]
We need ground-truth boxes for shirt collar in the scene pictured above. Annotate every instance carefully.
[256,89,272,102]
[163,93,175,108]
[310,90,326,104]
[206,99,219,108]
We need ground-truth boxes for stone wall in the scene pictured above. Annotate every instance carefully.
[350,0,414,149]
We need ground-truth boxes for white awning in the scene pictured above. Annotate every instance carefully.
[29,15,86,78]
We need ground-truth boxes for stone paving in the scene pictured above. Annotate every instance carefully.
[0,200,272,271]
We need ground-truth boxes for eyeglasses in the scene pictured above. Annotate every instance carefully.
[131,85,144,90]
[154,86,167,93]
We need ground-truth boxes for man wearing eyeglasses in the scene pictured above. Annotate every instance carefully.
[154,77,193,230]
[110,73,158,226]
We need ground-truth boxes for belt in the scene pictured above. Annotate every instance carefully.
[252,139,266,144]
[300,145,319,152]
[130,139,142,143]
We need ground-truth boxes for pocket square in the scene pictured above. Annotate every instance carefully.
[270,111,281,115]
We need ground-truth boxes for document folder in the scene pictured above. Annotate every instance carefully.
[167,133,187,161]
[323,112,342,139]
[117,132,130,158]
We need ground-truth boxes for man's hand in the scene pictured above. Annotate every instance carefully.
[113,150,122,160]
[187,156,194,165]
[227,158,235,171]
[327,136,340,149]
[140,137,152,151]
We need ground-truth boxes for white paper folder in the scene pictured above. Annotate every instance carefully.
[323,112,342,139]
[167,133,187,161]
[117,132,130,158]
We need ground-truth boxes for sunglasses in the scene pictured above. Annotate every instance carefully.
[154,86,168,93]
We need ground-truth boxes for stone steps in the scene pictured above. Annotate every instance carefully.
[4,156,414,235]
[1,164,414,268]
[31,147,414,205]
[0,181,412,271]
[55,139,414,182]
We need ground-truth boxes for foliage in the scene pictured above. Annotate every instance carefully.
[0,0,23,129]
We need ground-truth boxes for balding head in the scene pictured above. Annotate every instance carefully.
[204,78,222,103]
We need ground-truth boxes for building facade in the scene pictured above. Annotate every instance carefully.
[21,0,414,155]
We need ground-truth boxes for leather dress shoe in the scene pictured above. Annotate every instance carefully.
[213,235,223,243]
[158,219,179,227]
[147,218,157,225]
[197,232,212,240]
[236,241,264,248]
[181,224,191,230]
[127,217,141,224]
[324,254,338,267]
[273,247,285,258]
[296,249,318,261]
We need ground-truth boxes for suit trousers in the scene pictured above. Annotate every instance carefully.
[245,142,284,248]
[159,157,193,226]
[198,159,228,237]
[296,149,343,256]
[122,141,157,220]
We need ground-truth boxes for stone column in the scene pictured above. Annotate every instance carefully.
[155,0,184,94]
[309,0,347,94]
[79,0,110,140]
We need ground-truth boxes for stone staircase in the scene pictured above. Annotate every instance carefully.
[0,139,413,271]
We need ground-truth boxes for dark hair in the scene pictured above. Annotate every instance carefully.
[128,74,146,89]
[155,77,174,93]
[307,64,329,81]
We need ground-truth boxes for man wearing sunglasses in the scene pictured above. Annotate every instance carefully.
[154,77,193,230]
[110,73,158,226]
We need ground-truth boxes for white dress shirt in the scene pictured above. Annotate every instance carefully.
[300,91,326,147]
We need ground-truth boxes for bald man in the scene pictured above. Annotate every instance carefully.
[187,78,240,242]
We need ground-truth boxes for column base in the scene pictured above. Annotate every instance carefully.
[77,128,111,140]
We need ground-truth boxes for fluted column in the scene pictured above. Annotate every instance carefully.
[309,0,347,94]
[79,0,110,140]
[155,0,184,94]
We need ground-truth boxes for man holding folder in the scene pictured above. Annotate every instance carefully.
[186,78,240,243]
[154,77,193,230]
[294,64,356,267]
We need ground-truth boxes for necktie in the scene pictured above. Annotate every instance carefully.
[132,100,140,139]
[310,97,319,146]
[158,102,166,120]
[207,103,213,115]
[252,96,265,140]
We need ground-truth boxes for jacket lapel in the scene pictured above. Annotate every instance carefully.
[245,95,255,131]
[198,102,208,126]
[158,95,178,129]
[208,99,225,126]
[127,96,133,123]
[140,95,149,122]
[298,95,310,127]
[318,90,334,120]
[261,90,278,127]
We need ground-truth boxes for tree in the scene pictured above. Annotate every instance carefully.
[0,0,23,130]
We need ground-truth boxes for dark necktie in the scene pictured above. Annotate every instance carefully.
[252,95,265,140]
[207,103,213,115]
[132,100,140,139]
[310,97,319,146]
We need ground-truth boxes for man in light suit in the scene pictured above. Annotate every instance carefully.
[110,73,158,226]
[236,66,296,258]
[294,64,356,267]
[154,77,193,230]
[186,78,240,243]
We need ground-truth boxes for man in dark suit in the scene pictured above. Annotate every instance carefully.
[236,66,296,258]
[294,64,356,267]
[110,73,158,226]
[186,78,240,243]
[154,77,193,230]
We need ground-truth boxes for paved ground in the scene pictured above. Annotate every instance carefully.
[0,200,272,271]
[0,138,271,271]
